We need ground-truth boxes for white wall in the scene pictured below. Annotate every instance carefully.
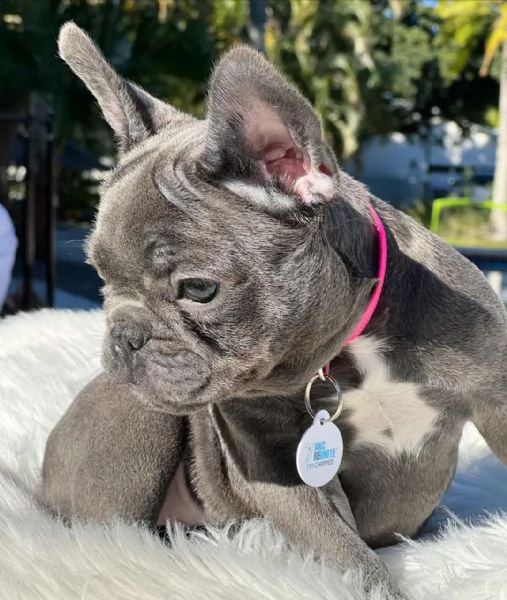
[344,121,497,205]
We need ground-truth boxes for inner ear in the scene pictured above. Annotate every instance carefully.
[243,103,335,205]
[247,106,306,178]
[204,45,339,209]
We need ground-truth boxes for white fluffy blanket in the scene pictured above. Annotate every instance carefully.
[1,309,507,600]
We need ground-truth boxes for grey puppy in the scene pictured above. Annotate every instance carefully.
[40,23,507,599]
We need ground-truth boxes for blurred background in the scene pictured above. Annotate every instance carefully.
[1,0,507,314]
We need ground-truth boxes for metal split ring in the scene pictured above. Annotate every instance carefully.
[304,369,344,422]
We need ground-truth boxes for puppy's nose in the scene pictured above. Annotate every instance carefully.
[110,321,150,355]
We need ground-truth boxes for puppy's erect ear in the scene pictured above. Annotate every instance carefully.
[204,46,337,207]
[58,22,182,154]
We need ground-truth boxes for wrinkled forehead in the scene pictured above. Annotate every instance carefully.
[87,130,295,281]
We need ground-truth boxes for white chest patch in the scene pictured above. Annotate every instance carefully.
[342,336,439,457]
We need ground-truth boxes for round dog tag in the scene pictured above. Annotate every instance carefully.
[296,410,343,487]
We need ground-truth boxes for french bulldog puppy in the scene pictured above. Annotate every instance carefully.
[40,23,507,599]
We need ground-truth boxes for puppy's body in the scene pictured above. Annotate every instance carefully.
[41,24,507,599]
[166,196,505,548]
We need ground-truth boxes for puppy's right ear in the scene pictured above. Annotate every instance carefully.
[58,22,181,154]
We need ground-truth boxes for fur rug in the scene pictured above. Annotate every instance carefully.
[1,309,506,600]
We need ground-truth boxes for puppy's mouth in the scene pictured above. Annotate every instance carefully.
[104,337,213,410]
[137,345,211,386]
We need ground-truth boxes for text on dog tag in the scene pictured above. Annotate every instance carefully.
[296,410,343,487]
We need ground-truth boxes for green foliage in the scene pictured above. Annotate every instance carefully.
[435,0,507,247]
[266,0,378,158]
[431,1,503,129]
[403,198,434,228]
[265,1,449,158]
[0,0,222,220]
[435,202,507,248]
[0,0,220,145]
[0,0,504,221]
[435,1,495,79]
[363,2,437,138]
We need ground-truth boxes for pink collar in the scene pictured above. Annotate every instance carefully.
[322,204,387,377]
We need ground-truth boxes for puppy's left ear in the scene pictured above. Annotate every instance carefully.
[203,46,337,208]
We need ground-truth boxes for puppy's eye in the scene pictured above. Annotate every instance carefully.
[179,279,219,303]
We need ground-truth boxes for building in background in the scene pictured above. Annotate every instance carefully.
[345,120,497,206]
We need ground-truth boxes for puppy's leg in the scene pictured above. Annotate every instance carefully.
[250,479,409,599]
[40,373,185,524]
[470,377,507,466]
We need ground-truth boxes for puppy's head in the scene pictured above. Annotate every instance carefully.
[58,23,374,414]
